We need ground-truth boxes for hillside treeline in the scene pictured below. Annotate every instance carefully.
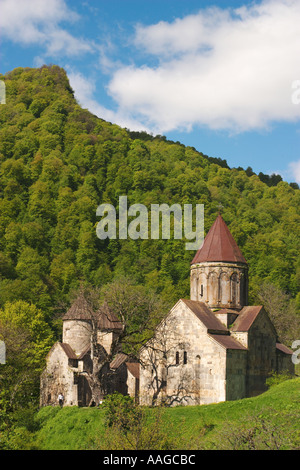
[0,65,299,414]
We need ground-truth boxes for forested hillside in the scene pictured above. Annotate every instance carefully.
[0,65,299,413]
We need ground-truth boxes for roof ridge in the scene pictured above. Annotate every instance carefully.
[60,342,77,359]
[96,302,123,330]
[63,296,123,331]
[231,305,263,331]
[208,333,247,350]
[63,292,95,320]
[181,299,228,332]
[191,214,247,265]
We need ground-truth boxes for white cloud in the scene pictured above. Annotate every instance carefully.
[106,0,300,134]
[289,160,300,183]
[0,0,93,57]
[4,0,300,139]
[68,70,150,132]
[133,6,229,57]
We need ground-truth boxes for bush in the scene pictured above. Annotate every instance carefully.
[102,393,138,430]
[265,371,294,389]
[96,393,184,450]
[215,411,300,450]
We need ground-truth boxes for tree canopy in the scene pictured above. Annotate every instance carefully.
[1,66,299,312]
[0,66,299,399]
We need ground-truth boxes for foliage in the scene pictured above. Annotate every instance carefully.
[68,281,168,405]
[257,283,300,345]
[0,405,40,450]
[98,277,171,355]
[101,392,138,429]
[0,65,299,422]
[265,370,295,389]
[215,411,300,450]
[0,66,299,326]
[0,301,54,411]
[97,397,183,450]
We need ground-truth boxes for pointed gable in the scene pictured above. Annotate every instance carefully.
[96,302,123,330]
[209,334,247,350]
[231,305,279,343]
[231,306,263,332]
[60,343,77,359]
[63,296,123,330]
[191,214,247,265]
[180,300,246,350]
[180,299,228,333]
[276,343,293,355]
[63,292,95,321]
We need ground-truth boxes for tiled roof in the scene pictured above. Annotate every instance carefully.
[77,345,91,360]
[63,293,95,321]
[60,343,77,359]
[126,362,140,379]
[110,355,140,378]
[215,308,240,315]
[276,343,293,355]
[191,214,247,265]
[231,306,263,332]
[181,299,228,332]
[110,353,128,369]
[209,334,247,350]
[97,303,123,330]
[63,295,123,330]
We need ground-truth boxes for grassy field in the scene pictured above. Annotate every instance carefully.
[31,377,300,450]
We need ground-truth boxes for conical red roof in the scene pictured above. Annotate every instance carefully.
[191,214,247,264]
[63,292,94,321]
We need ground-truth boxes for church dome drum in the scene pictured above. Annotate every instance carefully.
[190,214,248,310]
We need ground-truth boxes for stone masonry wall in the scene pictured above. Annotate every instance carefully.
[40,344,77,406]
[225,349,247,400]
[63,320,92,356]
[190,261,248,309]
[139,301,227,406]
[244,310,277,397]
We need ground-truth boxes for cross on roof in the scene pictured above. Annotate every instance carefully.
[217,202,224,214]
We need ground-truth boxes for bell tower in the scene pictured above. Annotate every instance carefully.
[190,214,248,310]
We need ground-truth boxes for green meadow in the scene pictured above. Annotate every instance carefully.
[26,377,299,450]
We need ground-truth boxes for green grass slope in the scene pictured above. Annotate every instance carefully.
[33,377,300,450]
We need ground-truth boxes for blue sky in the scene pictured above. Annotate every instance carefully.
[1,0,300,183]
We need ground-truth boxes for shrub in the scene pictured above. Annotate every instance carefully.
[265,371,294,389]
[96,393,184,450]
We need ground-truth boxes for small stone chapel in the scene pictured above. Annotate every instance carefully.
[40,214,294,407]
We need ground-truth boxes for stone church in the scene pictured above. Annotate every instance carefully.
[40,214,294,407]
